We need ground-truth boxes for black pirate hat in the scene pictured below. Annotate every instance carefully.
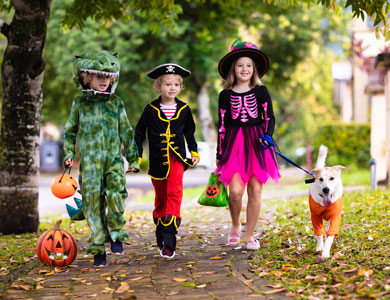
[147,63,191,79]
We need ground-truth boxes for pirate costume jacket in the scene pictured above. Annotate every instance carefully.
[134,96,199,179]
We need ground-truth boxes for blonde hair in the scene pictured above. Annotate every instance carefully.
[80,72,115,86]
[154,74,184,93]
[223,57,263,90]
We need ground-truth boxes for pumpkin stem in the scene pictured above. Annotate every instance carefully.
[53,219,62,230]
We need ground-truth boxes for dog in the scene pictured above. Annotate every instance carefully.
[309,145,345,258]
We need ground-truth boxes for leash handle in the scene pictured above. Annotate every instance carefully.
[260,135,314,180]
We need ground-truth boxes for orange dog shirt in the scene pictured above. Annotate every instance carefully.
[309,194,343,237]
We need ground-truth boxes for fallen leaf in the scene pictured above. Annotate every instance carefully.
[196,284,207,288]
[35,285,44,290]
[45,272,54,276]
[173,277,187,282]
[181,282,196,287]
[167,291,179,296]
[210,256,224,260]
[262,288,286,294]
[271,271,282,278]
[71,278,84,281]
[185,261,196,265]
[130,277,143,281]
[116,282,129,293]
[357,269,373,276]
[87,294,97,297]
[100,273,111,277]
[55,267,65,273]
[344,267,358,273]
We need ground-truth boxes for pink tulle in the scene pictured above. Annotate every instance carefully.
[215,127,280,187]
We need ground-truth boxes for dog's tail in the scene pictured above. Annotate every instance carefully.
[315,145,328,169]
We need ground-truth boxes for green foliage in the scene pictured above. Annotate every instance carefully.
[251,190,390,298]
[60,0,181,32]
[265,0,390,40]
[246,5,350,155]
[312,123,371,168]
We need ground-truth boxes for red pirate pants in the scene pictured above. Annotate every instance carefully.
[151,152,184,219]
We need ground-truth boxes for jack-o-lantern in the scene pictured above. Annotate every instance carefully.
[51,170,77,199]
[205,183,221,198]
[37,220,78,267]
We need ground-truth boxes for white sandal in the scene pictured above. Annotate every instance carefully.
[246,240,260,250]
[228,231,240,246]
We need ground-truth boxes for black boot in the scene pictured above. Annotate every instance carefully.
[154,217,164,251]
[93,252,107,267]
[109,237,124,255]
[160,215,181,258]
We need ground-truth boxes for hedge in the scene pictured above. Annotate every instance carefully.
[311,123,370,168]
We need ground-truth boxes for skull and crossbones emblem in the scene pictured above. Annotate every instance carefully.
[166,65,175,73]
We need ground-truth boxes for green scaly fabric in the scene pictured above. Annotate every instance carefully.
[64,50,139,255]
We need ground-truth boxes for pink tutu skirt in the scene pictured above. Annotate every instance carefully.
[215,125,280,187]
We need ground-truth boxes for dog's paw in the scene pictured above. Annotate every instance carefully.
[315,235,324,251]
[321,250,331,259]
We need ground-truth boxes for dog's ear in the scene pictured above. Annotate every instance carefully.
[330,165,345,173]
[311,168,322,177]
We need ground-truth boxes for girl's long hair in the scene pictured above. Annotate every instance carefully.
[223,57,263,90]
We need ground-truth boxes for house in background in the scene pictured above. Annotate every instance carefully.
[332,17,390,185]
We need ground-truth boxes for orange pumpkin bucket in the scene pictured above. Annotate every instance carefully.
[37,220,78,267]
[51,168,77,199]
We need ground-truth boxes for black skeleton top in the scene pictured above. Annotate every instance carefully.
[216,85,275,159]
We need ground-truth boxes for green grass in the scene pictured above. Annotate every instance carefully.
[251,190,390,299]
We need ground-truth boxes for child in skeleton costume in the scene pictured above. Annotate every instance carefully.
[216,39,280,250]
[134,63,200,258]
[63,50,139,267]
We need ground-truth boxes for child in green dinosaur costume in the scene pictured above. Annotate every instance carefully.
[63,50,139,267]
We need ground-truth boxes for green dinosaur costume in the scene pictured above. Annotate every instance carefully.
[63,50,139,255]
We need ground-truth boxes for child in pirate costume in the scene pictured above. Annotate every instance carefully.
[134,63,200,258]
[63,50,139,267]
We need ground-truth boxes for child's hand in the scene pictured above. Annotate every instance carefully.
[65,158,73,169]
[126,168,139,173]
[192,156,200,166]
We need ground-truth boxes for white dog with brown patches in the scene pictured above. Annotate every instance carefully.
[309,145,345,258]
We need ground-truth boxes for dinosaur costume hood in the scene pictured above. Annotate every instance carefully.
[73,50,120,95]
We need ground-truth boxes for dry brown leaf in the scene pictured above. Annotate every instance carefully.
[258,271,268,277]
[262,288,286,294]
[116,282,129,293]
[210,256,224,260]
[167,290,180,296]
[357,269,373,276]
[130,276,143,281]
[271,271,282,278]
[344,267,358,273]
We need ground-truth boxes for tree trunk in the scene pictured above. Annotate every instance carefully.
[0,0,51,234]
[196,83,217,168]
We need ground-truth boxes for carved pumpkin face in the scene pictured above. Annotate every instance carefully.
[205,183,221,198]
[51,174,77,199]
[37,220,78,267]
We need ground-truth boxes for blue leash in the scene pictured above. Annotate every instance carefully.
[260,135,315,184]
